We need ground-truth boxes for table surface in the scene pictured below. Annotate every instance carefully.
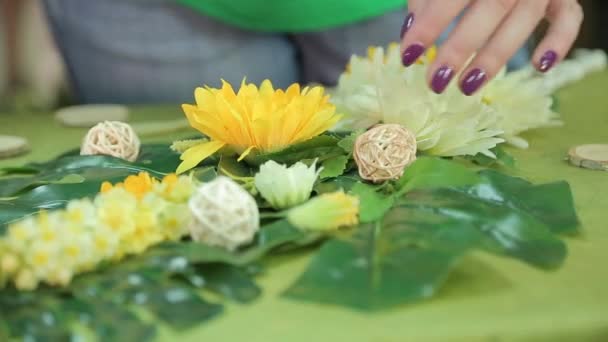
[1,72,607,342]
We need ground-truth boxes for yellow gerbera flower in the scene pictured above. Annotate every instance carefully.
[176,79,342,174]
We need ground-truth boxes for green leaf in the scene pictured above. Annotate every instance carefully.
[192,166,218,183]
[314,174,361,195]
[148,219,308,267]
[397,157,481,193]
[337,131,362,154]
[402,189,567,269]
[219,155,253,178]
[0,290,75,341]
[0,144,186,228]
[470,170,580,235]
[17,144,181,175]
[83,300,156,341]
[319,155,349,179]
[200,265,261,303]
[248,135,343,166]
[285,170,577,310]
[349,182,395,223]
[466,146,516,168]
[284,208,480,310]
[138,286,223,329]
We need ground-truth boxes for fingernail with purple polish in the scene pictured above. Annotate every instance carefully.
[460,68,487,96]
[400,13,415,39]
[401,43,425,67]
[431,66,454,94]
[538,50,558,73]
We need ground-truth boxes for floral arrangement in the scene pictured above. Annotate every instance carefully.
[0,45,605,341]
[331,44,606,151]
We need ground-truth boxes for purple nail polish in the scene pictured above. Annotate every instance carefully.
[460,68,487,96]
[431,66,454,94]
[538,50,558,73]
[401,43,425,67]
[400,13,415,39]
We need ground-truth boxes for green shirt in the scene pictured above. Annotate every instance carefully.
[178,0,407,33]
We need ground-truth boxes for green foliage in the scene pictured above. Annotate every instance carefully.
[247,135,344,166]
[337,130,362,154]
[0,140,581,338]
[466,146,516,168]
[349,182,394,223]
[397,157,481,193]
[314,173,361,194]
[0,220,311,341]
[319,155,349,179]
[0,145,187,232]
[284,166,579,310]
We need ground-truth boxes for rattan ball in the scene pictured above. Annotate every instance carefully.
[188,176,260,251]
[80,121,140,162]
[353,124,417,183]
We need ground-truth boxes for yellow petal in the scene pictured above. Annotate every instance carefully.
[237,145,255,162]
[176,141,226,174]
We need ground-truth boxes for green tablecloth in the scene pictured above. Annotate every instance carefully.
[1,72,607,341]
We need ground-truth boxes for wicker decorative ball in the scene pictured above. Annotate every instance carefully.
[188,176,260,251]
[353,124,417,183]
[80,121,140,162]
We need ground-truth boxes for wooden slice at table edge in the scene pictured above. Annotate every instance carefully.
[55,104,130,127]
[0,135,30,159]
[568,144,608,171]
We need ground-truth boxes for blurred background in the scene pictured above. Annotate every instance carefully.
[0,0,607,112]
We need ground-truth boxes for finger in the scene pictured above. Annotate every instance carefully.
[427,0,518,94]
[459,0,550,95]
[400,0,426,39]
[400,0,470,67]
[533,0,584,73]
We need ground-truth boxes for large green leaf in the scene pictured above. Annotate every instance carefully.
[284,208,481,310]
[284,171,577,310]
[0,170,128,232]
[349,182,394,223]
[199,264,262,303]
[247,135,344,166]
[397,157,481,193]
[0,144,182,197]
[0,290,76,341]
[469,170,580,235]
[402,189,567,269]
[148,219,309,266]
[0,144,189,230]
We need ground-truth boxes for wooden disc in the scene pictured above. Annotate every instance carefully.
[568,144,608,171]
[0,135,30,159]
[55,104,130,127]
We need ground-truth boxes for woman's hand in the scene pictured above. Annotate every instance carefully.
[400,0,584,95]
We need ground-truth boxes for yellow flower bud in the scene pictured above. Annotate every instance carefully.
[288,191,359,231]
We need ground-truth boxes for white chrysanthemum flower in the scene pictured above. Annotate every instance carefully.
[481,49,607,148]
[480,68,560,149]
[254,160,322,210]
[332,44,504,157]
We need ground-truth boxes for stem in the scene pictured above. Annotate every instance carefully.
[259,211,287,219]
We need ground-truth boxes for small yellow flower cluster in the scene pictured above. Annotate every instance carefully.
[0,172,196,291]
